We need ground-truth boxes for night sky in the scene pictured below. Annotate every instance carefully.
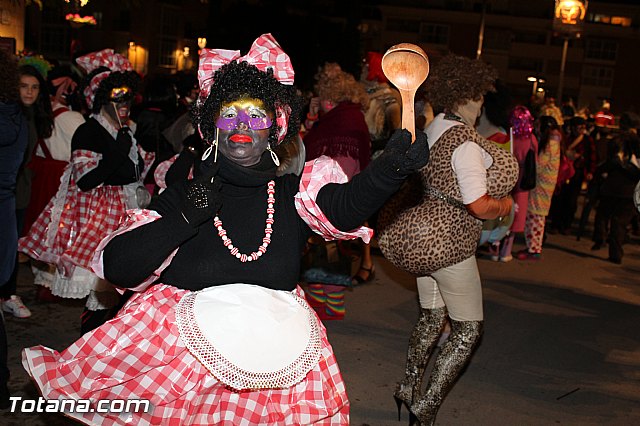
[206,1,365,92]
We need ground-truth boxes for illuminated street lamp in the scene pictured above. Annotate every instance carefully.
[197,37,207,56]
[553,0,588,102]
[527,76,546,95]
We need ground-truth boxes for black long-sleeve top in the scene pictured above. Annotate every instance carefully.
[72,117,144,191]
[102,151,407,292]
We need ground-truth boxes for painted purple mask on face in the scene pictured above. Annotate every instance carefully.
[215,98,273,131]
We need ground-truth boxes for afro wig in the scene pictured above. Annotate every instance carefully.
[82,66,141,114]
[192,60,302,147]
[425,54,497,114]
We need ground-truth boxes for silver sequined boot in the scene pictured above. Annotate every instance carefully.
[409,319,483,426]
[393,307,448,420]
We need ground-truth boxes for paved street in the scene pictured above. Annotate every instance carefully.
[3,229,640,425]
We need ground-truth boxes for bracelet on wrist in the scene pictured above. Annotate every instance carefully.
[306,112,318,121]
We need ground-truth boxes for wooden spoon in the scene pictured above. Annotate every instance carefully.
[381,43,430,141]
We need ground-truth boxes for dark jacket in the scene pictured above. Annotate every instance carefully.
[599,158,640,199]
[0,102,28,283]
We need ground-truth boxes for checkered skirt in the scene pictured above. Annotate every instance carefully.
[19,175,127,277]
[19,148,153,279]
[22,284,349,425]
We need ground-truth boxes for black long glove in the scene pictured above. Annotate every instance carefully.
[180,160,222,227]
[377,129,430,177]
[76,127,136,191]
[165,134,204,187]
[315,129,429,232]
[102,161,221,287]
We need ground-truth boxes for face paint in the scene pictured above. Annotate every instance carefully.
[109,86,133,103]
[216,98,274,167]
[104,99,132,128]
[216,98,272,131]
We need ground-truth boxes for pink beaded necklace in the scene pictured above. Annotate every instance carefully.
[213,180,275,262]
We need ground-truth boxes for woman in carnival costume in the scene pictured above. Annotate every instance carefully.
[495,106,538,262]
[378,54,518,425]
[302,62,372,319]
[19,49,154,333]
[22,34,428,425]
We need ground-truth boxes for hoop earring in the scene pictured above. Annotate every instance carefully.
[267,145,280,167]
[201,128,219,162]
[214,127,219,162]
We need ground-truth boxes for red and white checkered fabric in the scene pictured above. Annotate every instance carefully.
[153,154,194,190]
[92,209,179,294]
[295,156,373,243]
[154,154,177,190]
[198,33,295,102]
[19,148,155,280]
[23,284,349,425]
[76,49,134,109]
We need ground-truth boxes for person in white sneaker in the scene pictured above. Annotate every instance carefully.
[1,295,31,319]
[0,63,48,320]
[1,49,30,408]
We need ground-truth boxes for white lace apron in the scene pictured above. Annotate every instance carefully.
[175,283,322,391]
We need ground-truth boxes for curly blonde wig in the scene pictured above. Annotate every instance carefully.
[425,54,497,114]
[314,63,369,111]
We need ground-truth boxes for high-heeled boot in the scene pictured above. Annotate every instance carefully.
[409,319,483,426]
[393,307,448,420]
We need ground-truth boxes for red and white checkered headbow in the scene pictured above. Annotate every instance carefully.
[197,33,295,102]
[76,49,133,109]
[197,34,294,144]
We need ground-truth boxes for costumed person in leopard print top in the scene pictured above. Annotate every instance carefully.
[19,49,154,333]
[22,34,429,425]
[378,54,518,425]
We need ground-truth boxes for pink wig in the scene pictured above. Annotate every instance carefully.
[509,105,534,137]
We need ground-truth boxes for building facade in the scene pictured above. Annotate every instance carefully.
[0,0,25,53]
[360,0,640,114]
[24,0,209,75]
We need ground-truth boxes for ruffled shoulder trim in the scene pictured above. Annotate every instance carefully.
[294,156,372,243]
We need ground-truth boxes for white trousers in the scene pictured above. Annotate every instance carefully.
[416,255,483,321]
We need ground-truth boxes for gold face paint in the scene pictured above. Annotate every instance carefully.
[216,97,274,167]
[109,86,132,102]
[217,97,272,131]
[222,97,267,111]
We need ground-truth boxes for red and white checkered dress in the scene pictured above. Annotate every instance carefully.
[22,157,367,425]
[23,284,349,425]
[19,136,154,297]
